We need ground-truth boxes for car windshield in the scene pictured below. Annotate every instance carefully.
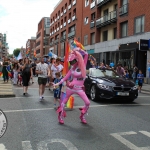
[90,69,119,78]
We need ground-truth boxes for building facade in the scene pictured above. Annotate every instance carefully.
[49,0,82,57]
[36,17,50,58]
[26,37,36,59]
[0,33,9,60]
[49,0,150,78]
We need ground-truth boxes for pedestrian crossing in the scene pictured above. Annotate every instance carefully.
[0,80,15,98]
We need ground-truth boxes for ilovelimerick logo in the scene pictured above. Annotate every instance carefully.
[0,109,7,138]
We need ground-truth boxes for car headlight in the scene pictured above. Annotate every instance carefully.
[97,83,111,90]
[132,86,138,90]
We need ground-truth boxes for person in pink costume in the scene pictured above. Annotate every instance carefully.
[53,47,90,124]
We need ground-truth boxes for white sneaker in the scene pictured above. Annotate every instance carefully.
[39,97,42,102]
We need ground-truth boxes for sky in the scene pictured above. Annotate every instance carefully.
[0,0,60,54]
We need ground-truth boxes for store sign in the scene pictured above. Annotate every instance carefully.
[139,39,149,51]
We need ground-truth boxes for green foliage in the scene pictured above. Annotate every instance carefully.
[13,48,20,57]
[8,54,13,58]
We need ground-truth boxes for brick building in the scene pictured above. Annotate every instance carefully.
[49,0,150,78]
[26,37,36,59]
[36,17,50,58]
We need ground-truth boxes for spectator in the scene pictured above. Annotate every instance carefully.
[53,72,62,108]
[36,57,50,101]
[137,70,144,93]
[132,64,138,83]
[13,63,19,85]
[2,57,9,83]
[18,58,32,95]
[116,64,125,77]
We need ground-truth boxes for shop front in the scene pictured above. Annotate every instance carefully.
[96,41,148,77]
[116,41,147,77]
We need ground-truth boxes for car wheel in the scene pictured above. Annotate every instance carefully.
[90,85,97,101]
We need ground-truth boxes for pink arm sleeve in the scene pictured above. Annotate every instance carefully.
[58,70,72,85]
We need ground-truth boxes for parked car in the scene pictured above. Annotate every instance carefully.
[84,68,138,102]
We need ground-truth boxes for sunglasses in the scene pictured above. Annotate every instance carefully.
[69,59,77,65]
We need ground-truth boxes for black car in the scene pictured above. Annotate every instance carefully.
[84,68,138,102]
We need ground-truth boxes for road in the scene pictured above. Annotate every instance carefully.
[0,79,150,150]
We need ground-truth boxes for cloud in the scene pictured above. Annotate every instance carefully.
[0,0,60,54]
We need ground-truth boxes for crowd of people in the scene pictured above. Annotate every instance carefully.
[0,56,64,107]
[92,62,144,92]
[0,55,144,104]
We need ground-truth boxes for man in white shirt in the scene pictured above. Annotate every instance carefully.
[36,57,50,101]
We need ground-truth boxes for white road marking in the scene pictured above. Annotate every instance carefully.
[37,139,78,150]
[3,104,150,113]
[22,141,33,150]
[111,131,150,150]
[14,88,47,90]
[0,144,7,150]
[0,95,79,99]
[139,131,150,138]
[0,96,54,99]
[111,131,141,150]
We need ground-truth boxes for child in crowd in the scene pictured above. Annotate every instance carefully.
[60,81,67,106]
[137,70,144,93]
[53,72,62,109]
[17,68,22,86]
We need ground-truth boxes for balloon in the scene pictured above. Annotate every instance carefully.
[48,52,52,57]
[148,67,150,71]
[110,62,114,67]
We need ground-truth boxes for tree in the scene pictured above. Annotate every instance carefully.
[13,48,21,57]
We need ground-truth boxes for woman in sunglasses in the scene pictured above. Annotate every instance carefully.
[53,47,90,124]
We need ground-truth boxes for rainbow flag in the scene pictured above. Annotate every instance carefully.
[62,41,70,76]
[0,72,3,77]
[66,96,74,109]
[6,67,12,78]
[74,39,85,50]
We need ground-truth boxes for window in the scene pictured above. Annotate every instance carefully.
[122,0,128,5]
[114,27,117,39]
[103,30,108,41]
[84,35,88,46]
[91,32,95,44]
[85,0,89,7]
[134,16,145,34]
[91,13,95,20]
[114,4,118,10]
[69,25,75,32]
[54,45,58,55]
[84,17,89,25]
[61,42,65,57]
[121,22,128,37]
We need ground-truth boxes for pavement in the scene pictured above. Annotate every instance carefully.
[0,80,150,150]
[0,79,15,98]
[142,83,150,93]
